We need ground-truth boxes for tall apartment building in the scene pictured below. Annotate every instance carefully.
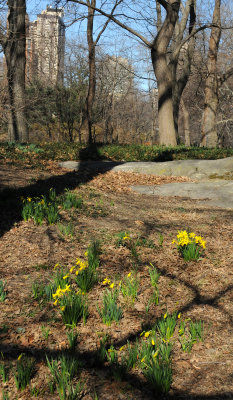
[99,55,134,96]
[26,6,65,85]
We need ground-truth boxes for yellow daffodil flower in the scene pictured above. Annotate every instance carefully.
[102,278,111,285]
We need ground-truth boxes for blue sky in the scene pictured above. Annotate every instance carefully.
[26,0,51,19]
[25,1,153,90]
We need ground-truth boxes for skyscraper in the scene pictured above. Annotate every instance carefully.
[26,6,65,85]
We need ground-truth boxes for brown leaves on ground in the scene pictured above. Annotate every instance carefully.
[0,162,233,399]
[86,170,191,194]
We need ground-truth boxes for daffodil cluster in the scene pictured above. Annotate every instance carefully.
[69,251,98,292]
[119,271,139,303]
[172,230,206,249]
[52,284,71,308]
[172,230,206,261]
[102,277,115,289]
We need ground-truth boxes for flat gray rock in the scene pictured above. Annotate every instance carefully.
[131,181,233,209]
[59,157,233,209]
[59,157,233,180]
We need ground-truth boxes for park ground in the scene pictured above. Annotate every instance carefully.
[0,159,233,399]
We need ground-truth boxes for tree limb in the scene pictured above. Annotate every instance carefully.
[94,0,123,45]
[219,67,233,85]
[67,0,152,47]
[157,0,168,10]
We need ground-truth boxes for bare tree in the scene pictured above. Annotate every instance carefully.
[201,0,233,147]
[60,0,122,144]
[63,0,197,146]
[0,0,28,142]
[200,0,222,147]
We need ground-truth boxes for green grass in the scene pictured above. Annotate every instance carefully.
[0,142,232,164]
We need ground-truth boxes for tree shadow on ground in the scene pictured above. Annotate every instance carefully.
[0,144,125,238]
[1,145,233,398]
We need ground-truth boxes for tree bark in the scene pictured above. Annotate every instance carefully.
[2,0,28,142]
[201,0,221,147]
[151,0,181,146]
[170,0,196,140]
[86,0,96,145]
[180,97,190,145]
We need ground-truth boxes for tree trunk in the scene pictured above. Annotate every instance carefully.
[4,0,28,142]
[201,0,221,147]
[86,0,96,145]
[171,0,196,140]
[180,97,190,145]
[151,0,181,146]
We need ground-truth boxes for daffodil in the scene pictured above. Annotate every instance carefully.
[144,331,151,338]
[64,284,71,293]
[123,235,130,240]
[109,283,114,289]
[102,278,111,285]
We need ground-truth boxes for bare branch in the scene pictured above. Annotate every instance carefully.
[67,0,152,47]
[219,66,233,85]
[157,0,168,10]
[156,0,162,31]
[94,0,123,45]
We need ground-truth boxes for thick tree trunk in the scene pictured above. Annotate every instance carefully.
[4,0,28,142]
[201,0,221,147]
[86,0,96,145]
[151,0,181,146]
[170,0,196,141]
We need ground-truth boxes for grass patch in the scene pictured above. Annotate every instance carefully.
[1,142,233,165]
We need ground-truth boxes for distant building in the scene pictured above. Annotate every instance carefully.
[26,6,65,85]
[99,55,134,96]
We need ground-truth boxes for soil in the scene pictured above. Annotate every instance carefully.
[0,160,233,400]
